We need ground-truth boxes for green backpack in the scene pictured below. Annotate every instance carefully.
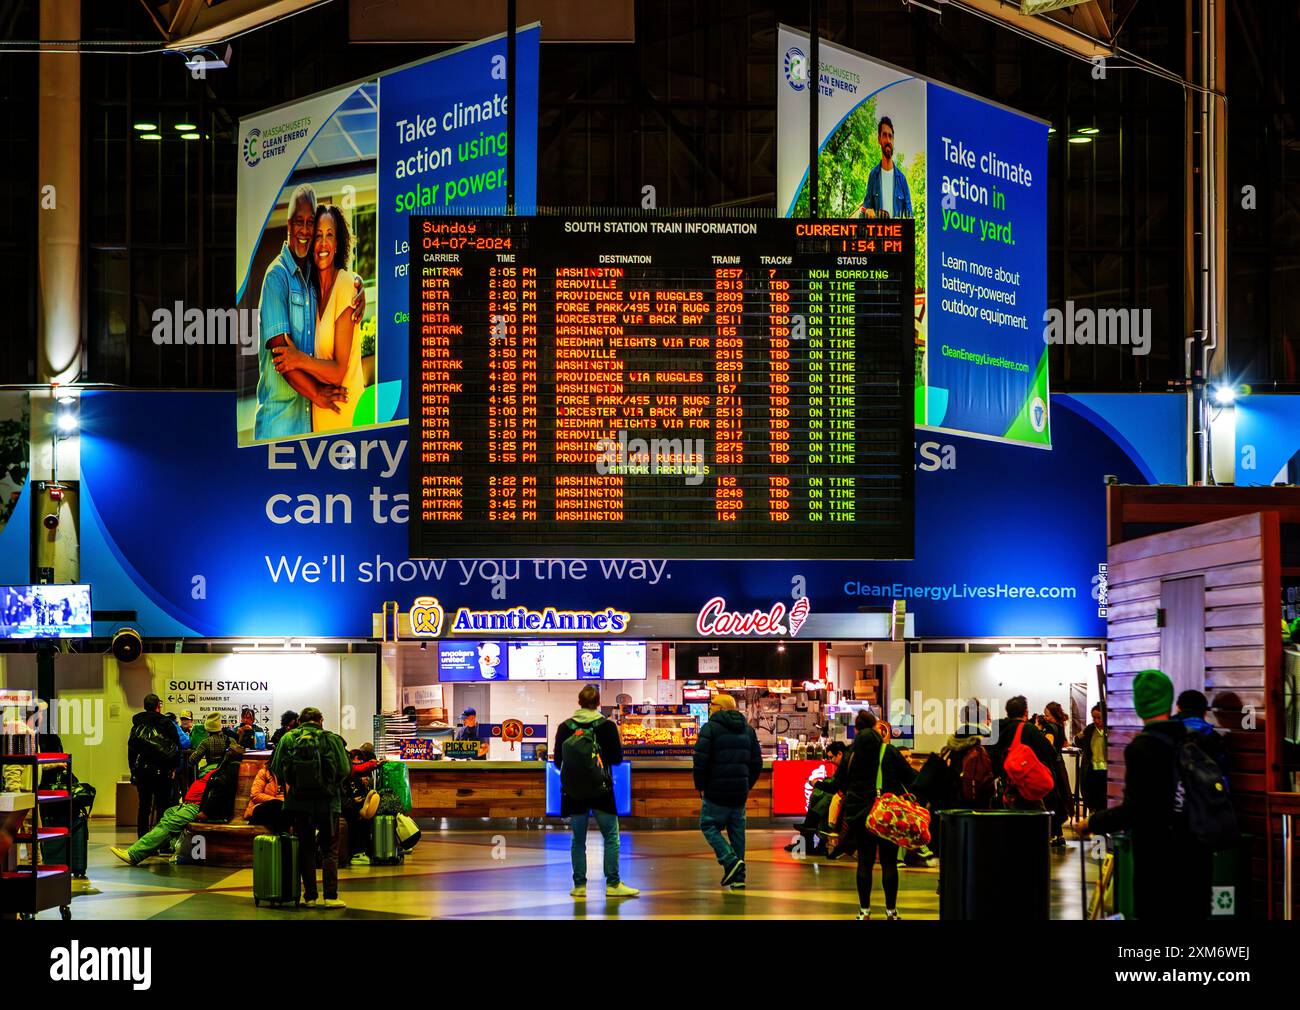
[560,718,611,804]
[287,729,337,801]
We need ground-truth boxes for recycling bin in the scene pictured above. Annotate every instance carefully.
[938,809,1051,920]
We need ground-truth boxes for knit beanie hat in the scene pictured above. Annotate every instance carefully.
[1133,669,1174,721]
[204,713,224,733]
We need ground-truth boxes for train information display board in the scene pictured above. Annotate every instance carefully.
[408,215,914,559]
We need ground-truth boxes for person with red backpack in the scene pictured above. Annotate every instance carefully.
[989,696,1058,810]
[128,693,182,838]
[554,684,639,899]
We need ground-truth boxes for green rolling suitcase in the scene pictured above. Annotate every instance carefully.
[370,814,401,864]
[253,833,299,907]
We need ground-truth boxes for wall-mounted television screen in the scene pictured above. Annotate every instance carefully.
[0,585,93,639]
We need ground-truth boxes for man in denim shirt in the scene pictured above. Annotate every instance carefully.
[857,116,913,220]
[255,184,356,440]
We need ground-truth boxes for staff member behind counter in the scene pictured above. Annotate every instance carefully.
[454,707,489,757]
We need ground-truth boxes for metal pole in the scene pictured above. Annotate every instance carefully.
[1285,813,1294,922]
[506,0,517,215]
[808,0,819,219]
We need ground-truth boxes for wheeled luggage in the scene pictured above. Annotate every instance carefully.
[370,813,402,864]
[252,833,299,906]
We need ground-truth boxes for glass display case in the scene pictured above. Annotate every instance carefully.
[609,704,700,757]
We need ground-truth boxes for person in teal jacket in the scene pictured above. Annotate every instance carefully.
[270,706,351,909]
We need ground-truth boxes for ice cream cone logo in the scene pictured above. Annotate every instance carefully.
[789,597,810,636]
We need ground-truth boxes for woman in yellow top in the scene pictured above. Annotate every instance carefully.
[271,203,366,431]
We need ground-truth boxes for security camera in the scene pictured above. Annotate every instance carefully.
[42,513,59,531]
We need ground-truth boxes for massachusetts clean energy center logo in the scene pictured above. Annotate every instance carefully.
[784,46,807,91]
[1029,396,1048,433]
[242,128,261,167]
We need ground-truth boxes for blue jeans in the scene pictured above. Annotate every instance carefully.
[700,798,746,867]
[570,809,620,886]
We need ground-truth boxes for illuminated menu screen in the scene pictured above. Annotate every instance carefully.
[408,216,914,559]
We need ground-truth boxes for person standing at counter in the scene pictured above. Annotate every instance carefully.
[555,685,640,899]
[693,693,762,889]
[456,707,489,759]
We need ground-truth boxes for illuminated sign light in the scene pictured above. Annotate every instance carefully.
[449,606,631,635]
[696,596,811,637]
[409,595,445,637]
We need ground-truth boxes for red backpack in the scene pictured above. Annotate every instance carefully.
[1002,722,1054,801]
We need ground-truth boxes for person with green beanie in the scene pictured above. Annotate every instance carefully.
[1088,669,1212,921]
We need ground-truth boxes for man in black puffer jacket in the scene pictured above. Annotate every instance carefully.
[693,693,763,889]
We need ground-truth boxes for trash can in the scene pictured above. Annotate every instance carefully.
[1111,832,1252,919]
[939,809,1051,920]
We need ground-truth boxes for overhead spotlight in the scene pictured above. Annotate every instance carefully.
[133,122,158,132]
[1067,135,1093,145]
[1078,126,1100,135]
[1211,385,1237,406]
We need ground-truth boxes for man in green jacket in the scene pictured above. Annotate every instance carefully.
[270,706,351,909]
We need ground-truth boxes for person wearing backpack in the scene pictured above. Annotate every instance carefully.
[270,706,351,909]
[110,764,220,866]
[1174,690,1229,776]
[128,693,182,838]
[553,684,639,899]
[693,692,763,889]
[989,696,1057,810]
[1088,669,1215,921]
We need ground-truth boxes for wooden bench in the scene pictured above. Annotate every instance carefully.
[176,753,353,868]
[178,754,272,867]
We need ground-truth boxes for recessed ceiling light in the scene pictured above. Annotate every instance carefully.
[139,133,162,141]
[1047,126,1056,134]
[1067,135,1093,144]
[133,122,157,132]
[1078,126,1100,135]
[181,133,201,141]
[174,123,197,131]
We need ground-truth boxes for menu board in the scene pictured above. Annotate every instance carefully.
[409,215,914,559]
[438,639,647,681]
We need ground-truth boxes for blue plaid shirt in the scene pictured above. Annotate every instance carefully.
[254,244,317,441]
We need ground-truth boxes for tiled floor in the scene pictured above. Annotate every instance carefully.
[33,820,1096,920]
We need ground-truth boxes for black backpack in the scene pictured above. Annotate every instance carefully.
[560,718,611,805]
[1154,731,1239,849]
[286,728,339,801]
[197,750,243,822]
[131,719,179,771]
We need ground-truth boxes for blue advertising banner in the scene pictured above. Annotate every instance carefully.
[776,26,1049,447]
[234,27,540,445]
[79,391,1183,641]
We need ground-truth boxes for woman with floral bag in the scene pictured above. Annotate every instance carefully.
[817,709,919,919]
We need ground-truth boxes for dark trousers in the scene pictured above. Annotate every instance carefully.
[293,810,339,902]
[135,773,174,838]
[855,825,900,909]
[1082,769,1108,815]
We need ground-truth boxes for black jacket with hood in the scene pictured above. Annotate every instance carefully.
[554,708,624,816]
[1089,718,1212,922]
[128,709,180,778]
[693,709,763,808]
[819,728,917,829]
